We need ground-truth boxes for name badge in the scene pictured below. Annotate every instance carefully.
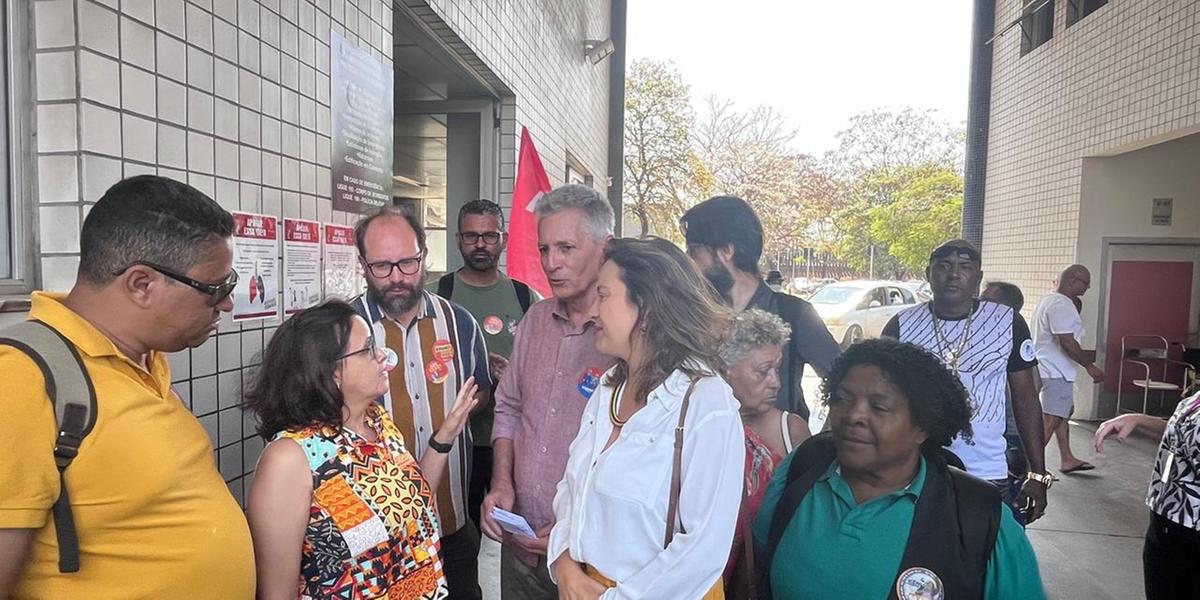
[1162,453,1175,484]
[896,567,944,600]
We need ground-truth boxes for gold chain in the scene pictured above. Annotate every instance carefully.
[930,303,975,371]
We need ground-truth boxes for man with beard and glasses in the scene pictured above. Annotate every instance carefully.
[882,239,1052,524]
[352,208,492,600]
[680,195,839,422]
[429,199,541,533]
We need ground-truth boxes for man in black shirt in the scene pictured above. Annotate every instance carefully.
[680,196,839,421]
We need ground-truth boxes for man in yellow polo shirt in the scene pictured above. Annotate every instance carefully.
[0,176,255,599]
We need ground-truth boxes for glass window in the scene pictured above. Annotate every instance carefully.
[1020,0,1055,56]
[1066,0,1107,27]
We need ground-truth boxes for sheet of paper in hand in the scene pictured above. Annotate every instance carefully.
[491,507,538,539]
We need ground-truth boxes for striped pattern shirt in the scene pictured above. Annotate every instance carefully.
[353,291,491,535]
[883,300,1036,480]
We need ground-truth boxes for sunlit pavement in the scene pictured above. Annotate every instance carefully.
[479,372,1154,599]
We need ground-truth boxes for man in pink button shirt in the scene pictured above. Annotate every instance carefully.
[484,184,617,599]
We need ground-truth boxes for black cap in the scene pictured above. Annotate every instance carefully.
[929,239,981,264]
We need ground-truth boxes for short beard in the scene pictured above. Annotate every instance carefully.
[464,251,498,272]
[367,280,422,316]
[703,263,735,299]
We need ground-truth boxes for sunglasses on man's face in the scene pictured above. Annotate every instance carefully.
[112,261,239,306]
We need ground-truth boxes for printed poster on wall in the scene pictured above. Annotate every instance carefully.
[330,30,394,213]
[283,218,322,315]
[323,223,363,301]
[231,212,280,322]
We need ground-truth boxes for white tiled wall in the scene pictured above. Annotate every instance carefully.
[31,0,393,504]
[29,0,616,505]
[984,0,1200,310]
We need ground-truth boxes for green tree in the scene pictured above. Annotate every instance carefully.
[866,165,963,275]
[623,59,696,241]
[823,108,965,276]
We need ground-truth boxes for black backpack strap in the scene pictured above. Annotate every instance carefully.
[759,432,837,597]
[947,466,1002,568]
[436,272,456,300]
[512,280,533,313]
[0,320,97,573]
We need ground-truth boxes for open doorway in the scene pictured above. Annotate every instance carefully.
[1096,243,1200,416]
[391,9,502,276]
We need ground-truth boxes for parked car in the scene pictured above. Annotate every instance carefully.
[901,280,933,303]
[787,277,813,296]
[809,280,919,348]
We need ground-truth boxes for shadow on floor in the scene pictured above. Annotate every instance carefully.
[1032,420,1159,600]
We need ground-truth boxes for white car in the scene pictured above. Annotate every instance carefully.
[809,280,920,348]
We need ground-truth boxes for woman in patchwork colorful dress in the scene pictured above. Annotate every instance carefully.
[244,300,478,599]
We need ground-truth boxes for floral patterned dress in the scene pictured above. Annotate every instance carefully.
[276,405,448,600]
[1148,390,1200,529]
[724,426,781,582]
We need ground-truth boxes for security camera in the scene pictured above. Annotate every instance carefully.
[584,39,616,65]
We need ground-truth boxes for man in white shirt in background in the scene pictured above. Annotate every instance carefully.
[1032,264,1105,474]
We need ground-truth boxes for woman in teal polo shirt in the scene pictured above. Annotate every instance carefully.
[754,339,1045,599]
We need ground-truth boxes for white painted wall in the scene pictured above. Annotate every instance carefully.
[1071,133,1200,417]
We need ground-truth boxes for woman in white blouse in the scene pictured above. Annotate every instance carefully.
[549,236,745,600]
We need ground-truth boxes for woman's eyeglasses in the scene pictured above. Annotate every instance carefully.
[337,335,380,361]
[112,261,239,307]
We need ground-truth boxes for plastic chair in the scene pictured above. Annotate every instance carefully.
[1118,335,1197,414]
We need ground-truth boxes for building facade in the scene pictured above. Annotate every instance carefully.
[2,0,623,501]
[983,0,1200,418]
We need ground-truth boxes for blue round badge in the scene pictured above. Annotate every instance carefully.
[578,368,602,399]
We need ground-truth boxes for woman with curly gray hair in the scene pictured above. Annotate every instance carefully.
[718,309,810,599]
[720,310,811,459]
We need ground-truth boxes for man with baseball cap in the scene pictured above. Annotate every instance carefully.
[883,239,1051,523]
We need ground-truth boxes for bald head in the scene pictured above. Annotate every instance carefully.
[1056,264,1091,298]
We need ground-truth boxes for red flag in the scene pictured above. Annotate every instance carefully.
[507,127,552,297]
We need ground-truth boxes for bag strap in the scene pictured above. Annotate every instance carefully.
[436,272,456,299]
[740,483,758,599]
[513,280,533,313]
[759,433,837,598]
[947,466,1002,568]
[664,377,699,548]
[0,320,97,573]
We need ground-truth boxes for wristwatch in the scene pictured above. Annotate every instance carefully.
[1025,471,1054,489]
[428,434,454,454]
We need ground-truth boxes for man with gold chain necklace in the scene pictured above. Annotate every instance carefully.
[883,239,1051,523]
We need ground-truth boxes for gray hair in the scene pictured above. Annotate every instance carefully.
[719,309,792,367]
[531,183,614,242]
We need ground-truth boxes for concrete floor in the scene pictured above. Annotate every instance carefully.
[473,372,1162,600]
[1031,420,1157,600]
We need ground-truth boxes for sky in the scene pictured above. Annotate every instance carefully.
[626,0,975,156]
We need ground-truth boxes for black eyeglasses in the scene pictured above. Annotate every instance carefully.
[459,231,503,245]
[364,250,426,278]
[336,335,379,361]
[112,261,239,306]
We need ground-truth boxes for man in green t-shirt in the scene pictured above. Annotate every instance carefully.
[429,199,541,530]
